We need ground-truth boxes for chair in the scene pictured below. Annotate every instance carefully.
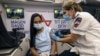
[0,15,25,49]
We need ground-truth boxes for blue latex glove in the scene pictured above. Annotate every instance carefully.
[55,30,64,37]
[50,33,60,41]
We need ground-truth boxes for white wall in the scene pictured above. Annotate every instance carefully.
[5,4,71,32]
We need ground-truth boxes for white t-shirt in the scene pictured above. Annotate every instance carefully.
[70,12,100,55]
[35,26,51,53]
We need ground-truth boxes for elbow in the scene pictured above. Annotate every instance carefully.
[66,38,75,43]
[68,34,79,43]
[67,37,77,43]
[69,39,76,43]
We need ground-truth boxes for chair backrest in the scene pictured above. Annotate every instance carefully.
[0,15,17,49]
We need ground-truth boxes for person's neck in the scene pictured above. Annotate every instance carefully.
[72,12,76,19]
[37,28,44,33]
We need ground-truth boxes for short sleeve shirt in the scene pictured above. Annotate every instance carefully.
[70,12,100,55]
[35,26,51,53]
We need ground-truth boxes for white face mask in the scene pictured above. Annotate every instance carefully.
[33,23,44,29]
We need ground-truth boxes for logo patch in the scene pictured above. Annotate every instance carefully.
[74,17,82,27]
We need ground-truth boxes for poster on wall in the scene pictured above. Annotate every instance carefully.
[5,7,25,32]
[6,19,26,32]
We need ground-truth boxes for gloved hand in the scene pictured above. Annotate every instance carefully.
[55,30,64,38]
[50,32,60,41]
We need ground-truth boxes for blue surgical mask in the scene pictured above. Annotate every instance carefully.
[63,14,72,21]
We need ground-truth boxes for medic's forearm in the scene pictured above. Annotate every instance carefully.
[59,34,79,43]
[58,36,74,43]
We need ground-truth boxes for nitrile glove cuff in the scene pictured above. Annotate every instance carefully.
[50,33,60,41]
[58,31,64,37]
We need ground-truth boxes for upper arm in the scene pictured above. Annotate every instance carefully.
[49,29,56,44]
[70,33,80,42]
[71,14,91,36]
[49,28,54,38]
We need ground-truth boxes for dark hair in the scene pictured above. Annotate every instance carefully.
[63,1,83,12]
[30,13,42,48]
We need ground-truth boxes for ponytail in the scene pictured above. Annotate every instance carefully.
[63,1,83,12]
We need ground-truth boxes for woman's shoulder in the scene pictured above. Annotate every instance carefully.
[77,12,94,20]
[44,26,51,32]
[79,12,93,17]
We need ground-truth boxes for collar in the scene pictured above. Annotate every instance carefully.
[75,12,80,18]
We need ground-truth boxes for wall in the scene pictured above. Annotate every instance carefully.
[5,4,71,32]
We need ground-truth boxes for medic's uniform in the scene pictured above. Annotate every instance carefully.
[70,12,100,56]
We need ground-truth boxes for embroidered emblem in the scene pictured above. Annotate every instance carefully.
[74,17,82,27]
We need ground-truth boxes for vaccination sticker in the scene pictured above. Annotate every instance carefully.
[74,17,82,27]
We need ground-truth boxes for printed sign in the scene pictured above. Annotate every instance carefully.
[11,19,25,31]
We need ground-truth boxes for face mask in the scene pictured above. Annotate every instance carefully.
[33,23,44,29]
[63,14,72,21]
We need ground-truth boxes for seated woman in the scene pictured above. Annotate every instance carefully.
[30,13,56,56]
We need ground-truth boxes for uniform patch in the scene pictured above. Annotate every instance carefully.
[74,17,82,27]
